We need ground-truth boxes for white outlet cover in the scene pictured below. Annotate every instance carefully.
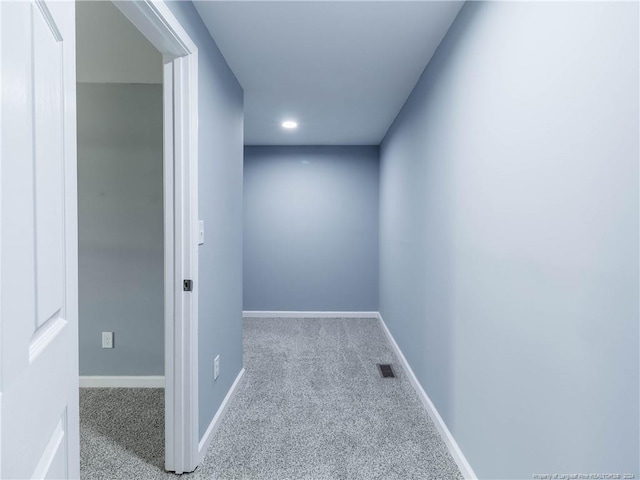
[102,332,114,349]
[214,355,220,380]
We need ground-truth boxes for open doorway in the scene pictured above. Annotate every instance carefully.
[75,0,165,475]
[74,0,200,474]
[0,0,198,476]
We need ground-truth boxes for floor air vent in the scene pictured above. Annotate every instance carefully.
[377,363,396,378]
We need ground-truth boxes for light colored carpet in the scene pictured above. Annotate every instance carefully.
[80,317,463,479]
[80,388,165,479]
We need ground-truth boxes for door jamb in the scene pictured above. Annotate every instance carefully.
[112,1,199,473]
[0,2,3,476]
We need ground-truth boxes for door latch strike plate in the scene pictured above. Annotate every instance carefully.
[183,279,193,292]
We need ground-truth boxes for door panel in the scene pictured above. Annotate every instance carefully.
[1,1,79,478]
[31,412,67,480]
[33,2,65,330]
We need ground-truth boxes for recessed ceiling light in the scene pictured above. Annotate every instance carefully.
[282,120,298,129]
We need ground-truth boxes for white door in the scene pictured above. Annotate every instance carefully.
[1,1,80,479]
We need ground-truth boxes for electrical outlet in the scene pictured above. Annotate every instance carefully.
[214,355,220,381]
[102,332,114,349]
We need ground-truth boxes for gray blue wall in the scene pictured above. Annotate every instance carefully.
[244,146,379,312]
[78,83,164,376]
[166,1,244,440]
[379,2,639,478]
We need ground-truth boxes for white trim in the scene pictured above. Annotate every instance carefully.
[242,311,379,319]
[113,1,196,57]
[376,313,477,480]
[161,58,176,473]
[112,1,199,474]
[169,52,200,476]
[197,368,246,463]
[79,376,165,388]
[0,393,2,478]
[0,6,3,476]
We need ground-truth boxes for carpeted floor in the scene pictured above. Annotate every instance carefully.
[80,317,463,479]
[80,388,165,479]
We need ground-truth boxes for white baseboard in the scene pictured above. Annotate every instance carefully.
[242,311,379,319]
[79,375,165,388]
[198,368,246,463]
[376,313,477,480]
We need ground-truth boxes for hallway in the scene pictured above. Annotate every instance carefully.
[1,1,637,477]
[80,317,462,479]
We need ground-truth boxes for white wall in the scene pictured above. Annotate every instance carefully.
[380,2,639,478]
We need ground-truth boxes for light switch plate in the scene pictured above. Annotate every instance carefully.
[214,355,220,381]
[198,220,205,245]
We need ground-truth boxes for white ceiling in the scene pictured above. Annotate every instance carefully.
[194,1,463,145]
[76,1,162,84]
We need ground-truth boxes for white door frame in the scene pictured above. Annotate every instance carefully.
[113,1,199,474]
[0,2,3,473]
